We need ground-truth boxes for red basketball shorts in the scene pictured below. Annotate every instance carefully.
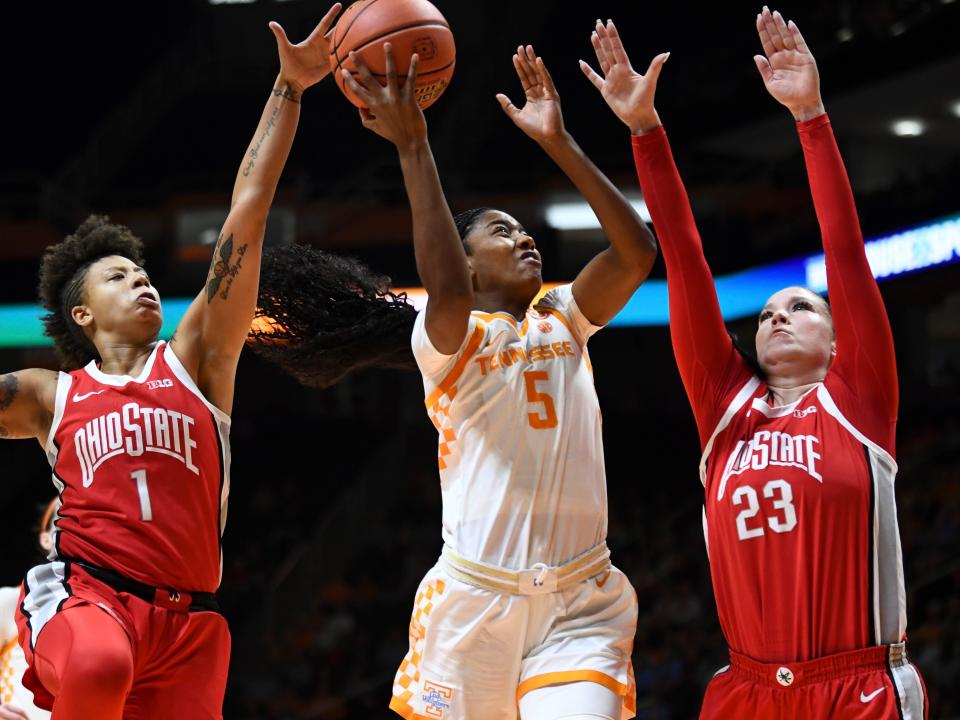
[15,561,230,718]
[701,644,927,720]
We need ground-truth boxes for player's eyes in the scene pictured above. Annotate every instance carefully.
[495,226,510,235]
[110,274,124,281]
[759,311,772,323]
[793,301,813,311]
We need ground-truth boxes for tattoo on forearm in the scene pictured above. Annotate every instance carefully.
[272,82,300,104]
[205,233,249,304]
[242,97,286,177]
[0,373,18,411]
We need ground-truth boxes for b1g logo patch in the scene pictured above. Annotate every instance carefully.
[422,680,453,718]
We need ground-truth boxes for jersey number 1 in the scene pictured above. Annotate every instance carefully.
[130,469,153,522]
[524,371,558,429]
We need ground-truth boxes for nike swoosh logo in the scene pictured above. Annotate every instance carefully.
[73,390,107,402]
[860,687,885,703]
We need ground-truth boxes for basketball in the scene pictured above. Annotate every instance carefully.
[329,0,456,110]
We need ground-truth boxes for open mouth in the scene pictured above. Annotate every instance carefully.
[519,251,541,266]
[136,293,159,308]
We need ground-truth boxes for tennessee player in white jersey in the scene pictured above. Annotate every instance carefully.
[0,501,57,720]
[341,43,657,719]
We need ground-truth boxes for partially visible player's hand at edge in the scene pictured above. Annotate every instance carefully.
[496,46,566,147]
[754,7,824,121]
[269,2,343,95]
[0,703,31,720]
[343,44,428,155]
[580,19,668,135]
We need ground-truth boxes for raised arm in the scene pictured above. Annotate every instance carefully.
[497,45,657,326]
[171,3,342,413]
[0,369,57,442]
[343,45,472,355]
[756,8,897,446]
[582,20,746,440]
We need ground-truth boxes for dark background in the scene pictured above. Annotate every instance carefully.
[1,1,958,717]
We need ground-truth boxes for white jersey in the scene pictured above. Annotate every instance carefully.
[0,586,49,720]
[412,284,607,569]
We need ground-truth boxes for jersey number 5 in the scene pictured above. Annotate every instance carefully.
[523,371,558,429]
[732,479,797,541]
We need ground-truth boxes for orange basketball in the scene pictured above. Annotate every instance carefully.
[329,0,455,110]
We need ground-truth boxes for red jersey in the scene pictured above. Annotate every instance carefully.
[43,341,231,592]
[632,116,907,663]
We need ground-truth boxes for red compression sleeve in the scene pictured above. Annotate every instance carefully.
[798,114,898,455]
[632,127,751,446]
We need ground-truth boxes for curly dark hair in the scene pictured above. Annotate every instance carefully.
[38,215,146,370]
[249,244,419,388]
[248,208,498,388]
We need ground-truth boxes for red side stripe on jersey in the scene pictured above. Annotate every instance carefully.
[424,323,486,409]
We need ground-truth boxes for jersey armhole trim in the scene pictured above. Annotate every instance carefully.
[815,385,896,471]
[163,343,231,426]
[424,322,486,410]
[698,376,762,487]
[44,373,73,457]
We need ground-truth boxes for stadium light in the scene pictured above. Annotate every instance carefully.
[951,101,960,118]
[891,119,926,137]
[545,197,651,229]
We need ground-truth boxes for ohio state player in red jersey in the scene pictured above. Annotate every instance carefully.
[0,5,343,718]
[582,8,927,719]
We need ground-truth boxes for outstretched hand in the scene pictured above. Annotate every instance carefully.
[496,45,566,145]
[341,43,427,152]
[269,3,342,95]
[754,6,824,120]
[580,19,668,135]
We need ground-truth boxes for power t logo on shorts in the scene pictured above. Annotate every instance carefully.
[422,681,453,718]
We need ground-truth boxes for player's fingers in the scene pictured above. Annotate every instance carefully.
[535,56,557,95]
[383,42,399,92]
[596,19,617,63]
[756,12,776,58]
[359,107,376,125]
[515,45,539,90]
[512,53,534,92]
[753,54,774,84]
[788,19,810,54]
[606,19,631,67]
[307,2,342,42]
[496,93,521,120]
[268,21,290,49]
[773,10,795,50]
[342,68,376,105]
[403,53,419,98]
[591,31,611,75]
[348,51,379,92]
[762,6,784,52]
[579,59,605,92]
[644,52,670,85]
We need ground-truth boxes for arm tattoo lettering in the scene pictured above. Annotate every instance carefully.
[205,233,249,304]
[242,100,284,177]
[0,373,19,411]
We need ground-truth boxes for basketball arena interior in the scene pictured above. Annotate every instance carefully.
[1,1,958,717]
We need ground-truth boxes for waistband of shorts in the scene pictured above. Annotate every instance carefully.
[440,542,611,595]
[727,642,909,688]
[69,558,220,614]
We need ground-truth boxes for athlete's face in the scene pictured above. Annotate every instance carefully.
[463,210,542,304]
[756,287,835,378]
[72,255,163,346]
